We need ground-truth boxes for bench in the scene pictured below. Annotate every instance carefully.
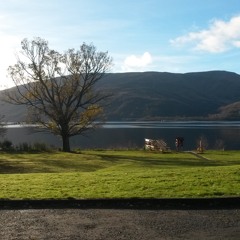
[145,138,170,152]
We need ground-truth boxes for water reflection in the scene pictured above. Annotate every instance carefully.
[103,121,240,128]
[3,121,240,150]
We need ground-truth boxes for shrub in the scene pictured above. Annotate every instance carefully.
[0,140,13,151]
[33,142,48,152]
[15,142,49,152]
[17,142,32,152]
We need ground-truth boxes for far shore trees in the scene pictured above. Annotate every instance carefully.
[4,37,112,152]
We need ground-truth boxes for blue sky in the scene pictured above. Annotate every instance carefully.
[1,0,240,88]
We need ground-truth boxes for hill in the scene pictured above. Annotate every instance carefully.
[100,71,240,120]
[1,70,240,121]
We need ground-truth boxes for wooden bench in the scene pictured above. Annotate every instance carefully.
[145,138,170,152]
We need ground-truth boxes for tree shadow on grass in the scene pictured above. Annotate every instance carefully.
[36,159,106,173]
[0,162,31,174]
[0,156,113,174]
[0,151,239,174]
[93,152,240,168]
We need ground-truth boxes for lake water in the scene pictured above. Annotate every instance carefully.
[4,121,240,150]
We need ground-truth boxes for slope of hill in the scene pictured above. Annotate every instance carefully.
[1,70,240,121]
[100,71,240,120]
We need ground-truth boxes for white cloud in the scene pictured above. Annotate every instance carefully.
[121,52,152,72]
[170,15,240,53]
[0,20,22,89]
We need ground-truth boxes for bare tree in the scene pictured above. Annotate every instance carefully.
[4,37,112,152]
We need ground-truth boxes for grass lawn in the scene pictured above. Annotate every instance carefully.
[0,150,239,199]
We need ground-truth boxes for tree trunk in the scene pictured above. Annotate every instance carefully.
[62,135,71,152]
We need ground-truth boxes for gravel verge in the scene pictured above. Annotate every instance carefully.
[0,198,239,240]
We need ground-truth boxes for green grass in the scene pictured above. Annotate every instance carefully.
[0,150,239,199]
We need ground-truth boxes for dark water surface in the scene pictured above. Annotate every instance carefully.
[4,121,240,150]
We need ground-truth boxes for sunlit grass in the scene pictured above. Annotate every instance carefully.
[0,150,239,199]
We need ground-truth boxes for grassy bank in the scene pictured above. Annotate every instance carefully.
[0,150,239,199]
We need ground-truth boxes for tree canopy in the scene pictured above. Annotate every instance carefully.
[4,37,112,152]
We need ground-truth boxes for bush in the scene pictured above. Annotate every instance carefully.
[0,140,51,153]
[15,142,50,152]
[17,142,32,152]
[0,140,13,151]
[33,142,48,152]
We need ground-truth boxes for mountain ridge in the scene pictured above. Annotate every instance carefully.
[1,70,240,121]
[100,70,240,120]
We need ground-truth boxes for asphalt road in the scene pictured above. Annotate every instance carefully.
[0,198,239,239]
[0,208,239,240]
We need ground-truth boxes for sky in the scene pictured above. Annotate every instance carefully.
[1,0,240,88]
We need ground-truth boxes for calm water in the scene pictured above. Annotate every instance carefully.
[4,121,240,150]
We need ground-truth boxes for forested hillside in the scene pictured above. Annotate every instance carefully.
[101,71,240,120]
[1,70,240,121]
